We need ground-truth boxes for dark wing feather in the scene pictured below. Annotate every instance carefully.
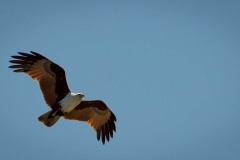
[9,51,70,109]
[63,100,117,144]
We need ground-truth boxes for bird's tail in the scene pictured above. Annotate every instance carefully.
[38,110,60,127]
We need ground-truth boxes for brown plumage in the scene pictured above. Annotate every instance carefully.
[64,101,117,144]
[9,51,69,109]
[9,51,117,144]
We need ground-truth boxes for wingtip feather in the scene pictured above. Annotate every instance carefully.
[101,125,106,144]
[30,51,47,59]
[12,69,26,72]
[97,130,101,141]
[17,52,30,56]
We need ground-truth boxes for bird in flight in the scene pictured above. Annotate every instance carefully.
[9,51,116,144]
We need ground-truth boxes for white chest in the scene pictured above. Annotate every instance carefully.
[58,92,83,113]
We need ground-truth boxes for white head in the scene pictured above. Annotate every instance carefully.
[71,92,84,99]
[78,93,84,98]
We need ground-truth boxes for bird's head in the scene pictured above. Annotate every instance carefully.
[71,93,84,99]
[77,93,84,98]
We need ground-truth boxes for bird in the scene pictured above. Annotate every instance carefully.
[9,51,116,144]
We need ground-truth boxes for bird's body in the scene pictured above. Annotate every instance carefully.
[9,51,116,144]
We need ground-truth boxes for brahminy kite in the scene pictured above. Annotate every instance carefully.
[9,51,116,144]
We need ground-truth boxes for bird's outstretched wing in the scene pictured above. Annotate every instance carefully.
[9,51,70,110]
[63,100,117,144]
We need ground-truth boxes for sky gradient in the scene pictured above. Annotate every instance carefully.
[1,0,240,160]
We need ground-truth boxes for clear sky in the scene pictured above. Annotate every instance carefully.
[0,0,240,160]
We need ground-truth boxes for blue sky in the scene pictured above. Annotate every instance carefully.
[1,0,240,160]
